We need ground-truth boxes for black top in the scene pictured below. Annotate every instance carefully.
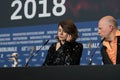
[101,36,120,64]
[43,41,83,66]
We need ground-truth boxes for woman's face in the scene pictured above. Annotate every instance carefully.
[57,25,68,41]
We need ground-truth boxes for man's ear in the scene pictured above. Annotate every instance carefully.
[110,25,114,32]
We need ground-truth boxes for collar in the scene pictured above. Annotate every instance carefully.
[103,30,120,47]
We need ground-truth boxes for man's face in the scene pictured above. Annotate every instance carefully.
[98,21,111,39]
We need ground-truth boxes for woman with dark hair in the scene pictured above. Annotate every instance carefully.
[43,19,83,66]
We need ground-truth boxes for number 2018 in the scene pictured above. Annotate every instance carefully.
[10,0,66,20]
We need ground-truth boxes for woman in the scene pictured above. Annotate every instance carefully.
[43,19,83,66]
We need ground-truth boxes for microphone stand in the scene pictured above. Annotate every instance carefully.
[24,39,49,67]
[88,38,105,65]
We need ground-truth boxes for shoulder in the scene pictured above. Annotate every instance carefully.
[74,42,83,46]
[50,42,57,47]
[70,41,83,48]
[73,42,83,52]
[48,42,57,51]
[76,42,83,48]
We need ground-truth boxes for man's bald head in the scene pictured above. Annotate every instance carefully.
[99,15,118,29]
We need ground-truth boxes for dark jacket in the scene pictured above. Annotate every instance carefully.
[101,36,120,64]
[43,41,83,66]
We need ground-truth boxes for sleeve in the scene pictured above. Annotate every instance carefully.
[42,43,56,66]
[70,43,83,65]
[62,42,83,65]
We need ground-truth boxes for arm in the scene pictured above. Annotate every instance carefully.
[42,43,56,66]
[63,42,83,65]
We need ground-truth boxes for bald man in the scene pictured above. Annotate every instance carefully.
[98,15,120,65]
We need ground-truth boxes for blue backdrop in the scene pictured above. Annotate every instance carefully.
[0,0,120,67]
[0,20,120,67]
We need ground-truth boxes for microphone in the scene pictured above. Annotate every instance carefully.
[88,38,105,65]
[24,39,49,67]
[44,39,49,45]
[30,47,34,55]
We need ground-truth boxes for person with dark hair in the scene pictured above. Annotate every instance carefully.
[98,15,120,64]
[43,19,83,66]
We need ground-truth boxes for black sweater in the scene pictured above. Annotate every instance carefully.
[43,41,83,66]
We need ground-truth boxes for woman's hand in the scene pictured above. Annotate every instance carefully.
[66,34,72,42]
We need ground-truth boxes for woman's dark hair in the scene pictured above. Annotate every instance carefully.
[58,19,78,41]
